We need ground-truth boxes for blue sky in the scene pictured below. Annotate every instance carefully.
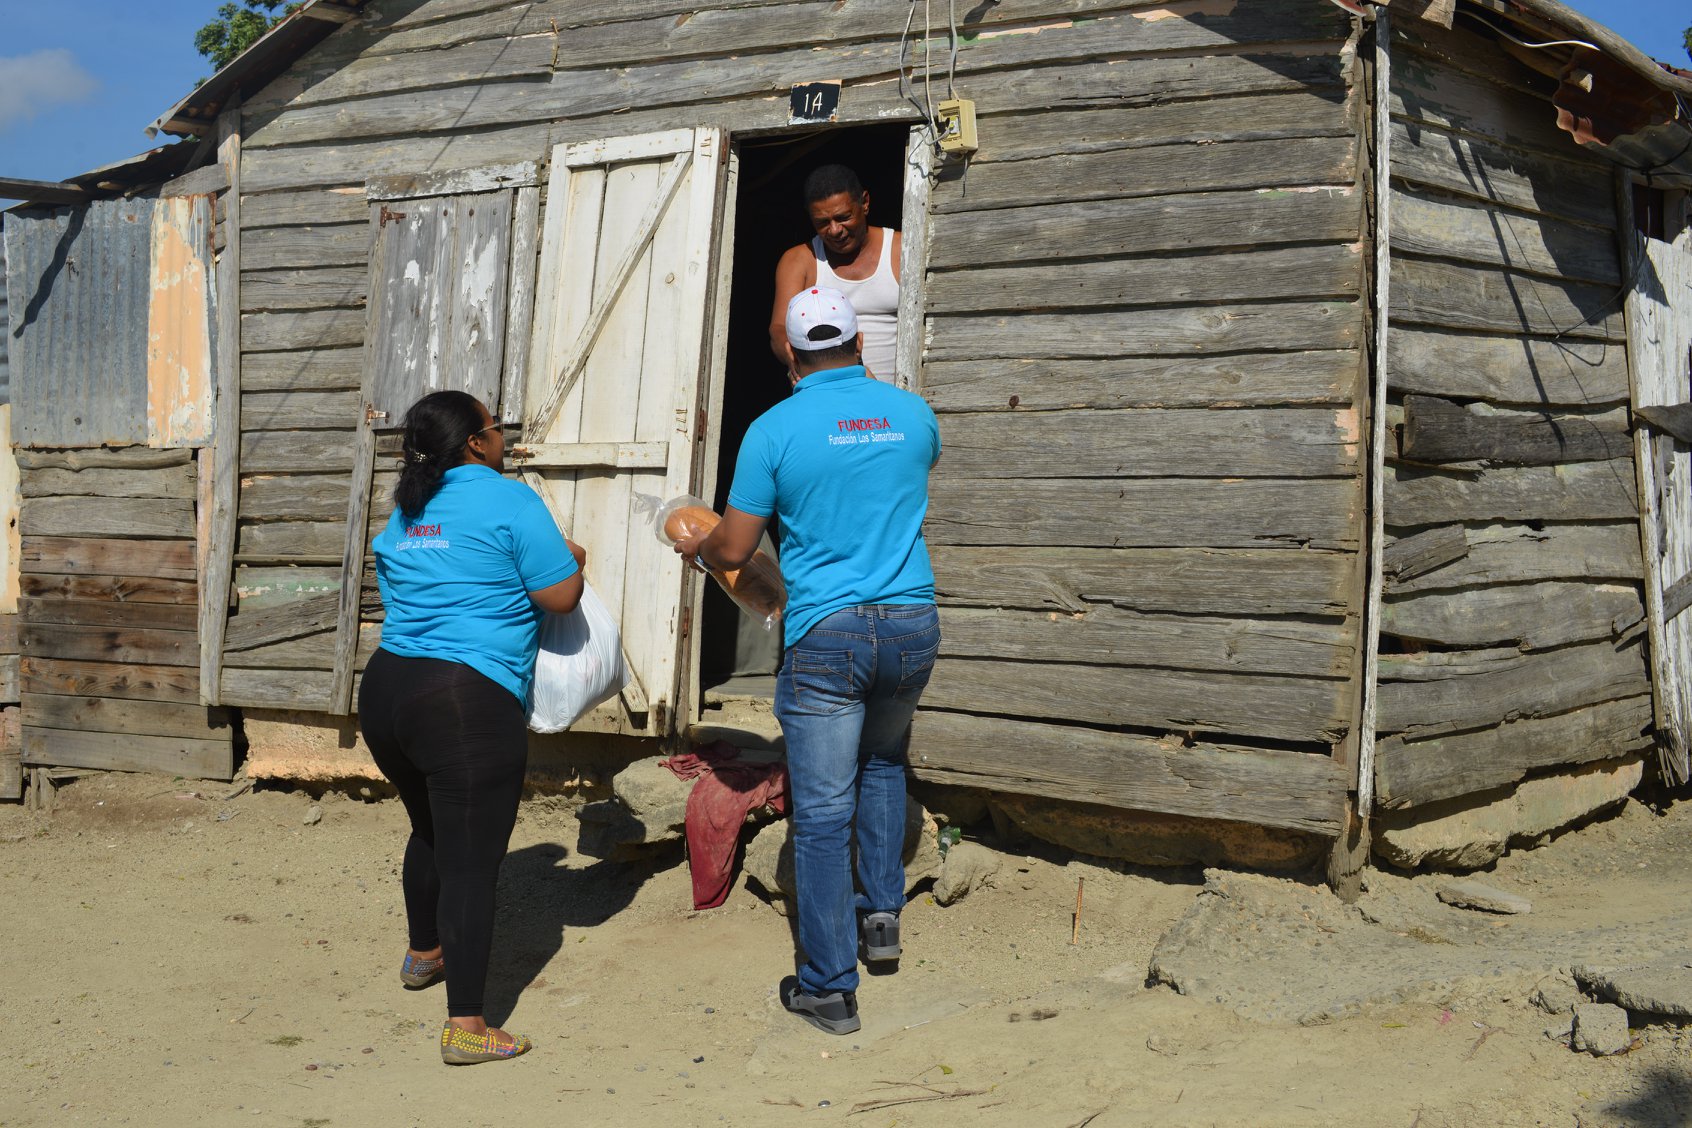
[0,0,1687,205]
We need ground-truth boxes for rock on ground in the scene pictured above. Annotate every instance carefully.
[609,757,694,844]
[1437,880,1532,915]
[1574,958,1692,1020]
[934,841,1001,905]
[1572,1002,1632,1056]
[575,757,699,858]
[1531,974,1585,1016]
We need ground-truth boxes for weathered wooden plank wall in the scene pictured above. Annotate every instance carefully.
[912,7,1366,831]
[15,449,235,780]
[218,0,1367,827]
[1373,19,1652,809]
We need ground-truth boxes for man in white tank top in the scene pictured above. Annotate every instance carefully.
[770,165,902,383]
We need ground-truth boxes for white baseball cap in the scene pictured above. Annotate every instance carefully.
[785,287,859,351]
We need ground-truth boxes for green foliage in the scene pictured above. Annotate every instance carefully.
[194,1,303,72]
[1685,23,1692,64]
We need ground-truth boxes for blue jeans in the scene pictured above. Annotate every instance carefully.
[776,603,941,996]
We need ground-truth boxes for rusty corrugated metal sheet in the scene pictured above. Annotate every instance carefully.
[146,195,215,448]
[1554,48,1680,150]
[2,197,154,448]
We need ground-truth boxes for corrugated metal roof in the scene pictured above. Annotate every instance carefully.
[66,140,200,192]
[148,0,371,139]
[3,198,155,447]
[4,139,201,211]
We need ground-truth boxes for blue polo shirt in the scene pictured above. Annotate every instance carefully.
[373,463,578,702]
[727,364,940,647]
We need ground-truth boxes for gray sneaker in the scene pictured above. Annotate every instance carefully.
[780,976,860,1035]
[861,911,901,962]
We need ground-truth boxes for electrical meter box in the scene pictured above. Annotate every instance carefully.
[936,98,978,155]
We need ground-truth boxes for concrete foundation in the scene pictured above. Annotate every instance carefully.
[242,708,651,795]
[987,793,1329,873]
[1374,757,1645,871]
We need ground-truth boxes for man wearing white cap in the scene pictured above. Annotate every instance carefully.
[675,287,940,1035]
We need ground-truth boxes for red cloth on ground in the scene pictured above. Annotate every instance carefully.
[659,740,789,910]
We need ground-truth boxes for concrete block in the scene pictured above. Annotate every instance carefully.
[1575,958,1692,1020]
[1572,1002,1631,1056]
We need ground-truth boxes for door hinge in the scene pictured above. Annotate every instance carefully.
[365,405,389,425]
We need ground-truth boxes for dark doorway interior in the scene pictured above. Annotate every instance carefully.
[699,123,911,694]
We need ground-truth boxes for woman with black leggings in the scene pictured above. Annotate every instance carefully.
[358,390,584,1065]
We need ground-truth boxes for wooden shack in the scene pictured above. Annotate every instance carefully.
[4,0,1691,879]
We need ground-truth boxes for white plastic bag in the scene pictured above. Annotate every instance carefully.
[528,581,628,733]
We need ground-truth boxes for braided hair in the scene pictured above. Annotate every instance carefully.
[394,390,485,520]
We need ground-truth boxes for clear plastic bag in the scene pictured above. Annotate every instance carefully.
[528,580,628,733]
[643,494,786,631]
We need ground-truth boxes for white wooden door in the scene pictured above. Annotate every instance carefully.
[523,128,732,736]
[1628,230,1692,784]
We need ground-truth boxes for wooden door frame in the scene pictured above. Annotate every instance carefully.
[675,123,936,731]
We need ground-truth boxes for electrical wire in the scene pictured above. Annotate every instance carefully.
[898,2,934,137]
[947,0,959,100]
[1466,11,1597,53]
[922,0,936,134]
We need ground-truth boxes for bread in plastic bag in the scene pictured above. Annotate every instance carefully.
[528,580,628,733]
[648,494,786,631]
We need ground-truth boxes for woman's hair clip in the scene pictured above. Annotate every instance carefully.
[410,450,429,464]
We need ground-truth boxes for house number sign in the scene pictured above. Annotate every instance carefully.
[790,81,841,125]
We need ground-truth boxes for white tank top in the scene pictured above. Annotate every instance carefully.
[812,228,899,381]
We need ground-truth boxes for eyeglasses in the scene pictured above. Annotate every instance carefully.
[473,423,502,438]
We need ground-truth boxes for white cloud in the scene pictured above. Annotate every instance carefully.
[0,49,99,133]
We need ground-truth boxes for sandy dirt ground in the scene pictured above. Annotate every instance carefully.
[2,771,1690,1128]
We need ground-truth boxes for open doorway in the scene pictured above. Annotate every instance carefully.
[698,123,913,699]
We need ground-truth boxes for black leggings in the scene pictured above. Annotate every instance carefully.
[358,649,528,1018]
